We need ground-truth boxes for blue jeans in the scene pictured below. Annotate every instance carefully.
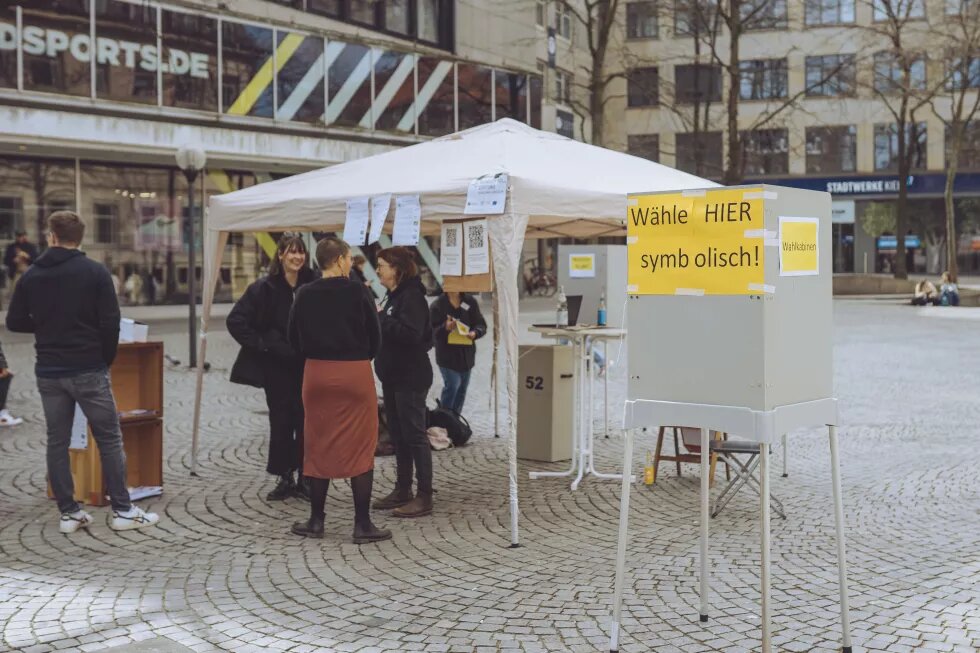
[439,367,471,415]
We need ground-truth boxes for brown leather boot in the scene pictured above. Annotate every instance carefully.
[392,492,432,518]
[372,486,413,510]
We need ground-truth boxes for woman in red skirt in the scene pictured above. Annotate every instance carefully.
[287,237,390,544]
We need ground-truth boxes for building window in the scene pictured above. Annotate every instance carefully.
[536,0,546,26]
[385,0,411,35]
[627,2,659,39]
[742,129,789,175]
[628,134,660,162]
[350,0,380,25]
[873,0,925,21]
[874,122,928,171]
[675,64,722,103]
[948,57,980,90]
[806,125,858,173]
[555,69,572,103]
[674,0,717,36]
[556,108,575,138]
[874,52,926,94]
[0,196,23,240]
[739,59,788,100]
[676,131,723,176]
[627,67,659,107]
[805,54,856,97]
[740,0,788,30]
[94,202,118,245]
[947,122,980,169]
[946,0,977,14]
[557,3,573,39]
[805,0,856,24]
[418,0,445,43]
[307,0,342,17]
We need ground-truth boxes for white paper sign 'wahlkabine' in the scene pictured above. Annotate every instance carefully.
[464,174,508,215]
[393,195,422,246]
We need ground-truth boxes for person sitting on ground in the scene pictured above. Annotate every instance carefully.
[911,279,938,306]
[6,211,159,533]
[938,271,960,307]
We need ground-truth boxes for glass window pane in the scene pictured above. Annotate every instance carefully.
[326,41,372,127]
[94,0,157,105]
[529,74,543,129]
[0,5,16,89]
[222,21,274,118]
[417,57,454,136]
[628,134,659,162]
[495,71,528,123]
[374,50,414,132]
[0,155,76,246]
[676,132,723,177]
[351,0,379,25]
[162,10,218,112]
[457,63,493,129]
[386,0,410,35]
[419,0,441,42]
[277,32,325,123]
[308,0,342,18]
[20,1,92,97]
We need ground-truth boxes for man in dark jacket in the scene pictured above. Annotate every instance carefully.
[6,211,159,534]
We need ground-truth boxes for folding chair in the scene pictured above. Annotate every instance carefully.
[651,426,729,486]
[708,440,786,519]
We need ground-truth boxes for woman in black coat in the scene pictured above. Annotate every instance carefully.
[227,236,315,501]
[430,292,486,415]
[372,247,435,518]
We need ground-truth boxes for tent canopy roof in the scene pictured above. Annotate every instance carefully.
[207,119,717,239]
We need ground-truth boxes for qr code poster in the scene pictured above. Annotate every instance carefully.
[440,223,463,277]
[463,219,490,275]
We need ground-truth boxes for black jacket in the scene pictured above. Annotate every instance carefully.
[288,277,380,361]
[6,247,120,372]
[430,293,487,372]
[226,268,315,387]
[4,240,39,280]
[374,276,433,392]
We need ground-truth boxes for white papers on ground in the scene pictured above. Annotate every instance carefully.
[464,219,490,275]
[464,173,508,215]
[368,194,392,245]
[393,195,422,246]
[440,222,463,276]
[343,197,370,245]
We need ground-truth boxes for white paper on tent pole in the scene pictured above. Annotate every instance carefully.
[464,219,490,275]
[393,195,422,246]
[440,222,463,276]
[368,194,391,244]
[343,197,370,245]
[464,174,508,215]
[70,404,88,450]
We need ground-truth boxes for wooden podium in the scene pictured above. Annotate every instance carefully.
[54,342,164,507]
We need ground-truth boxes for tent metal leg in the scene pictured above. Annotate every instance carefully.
[760,443,772,653]
[609,428,635,653]
[782,432,789,478]
[190,332,208,476]
[699,427,710,623]
[829,425,853,653]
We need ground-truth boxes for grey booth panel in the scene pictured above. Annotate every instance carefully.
[517,344,575,462]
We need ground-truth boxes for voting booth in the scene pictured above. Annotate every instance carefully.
[608,185,852,653]
[517,344,575,462]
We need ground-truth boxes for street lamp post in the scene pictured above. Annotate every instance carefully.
[175,145,206,369]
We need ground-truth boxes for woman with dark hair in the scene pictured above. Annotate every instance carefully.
[430,291,486,415]
[372,247,435,518]
[227,236,314,501]
[288,237,390,543]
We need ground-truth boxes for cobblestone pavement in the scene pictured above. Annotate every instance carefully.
[1,300,978,653]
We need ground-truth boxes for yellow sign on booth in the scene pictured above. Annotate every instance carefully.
[778,217,819,276]
[626,188,766,295]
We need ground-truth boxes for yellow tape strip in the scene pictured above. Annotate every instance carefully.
[255,233,279,259]
[227,32,306,116]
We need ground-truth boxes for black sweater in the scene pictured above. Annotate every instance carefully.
[430,293,487,372]
[6,247,120,374]
[375,276,433,392]
[288,276,381,361]
[227,268,315,365]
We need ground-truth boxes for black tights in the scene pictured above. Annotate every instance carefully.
[307,470,375,527]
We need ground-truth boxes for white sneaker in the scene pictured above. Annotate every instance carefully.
[59,510,93,534]
[0,409,23,426]
[109,506,160,531]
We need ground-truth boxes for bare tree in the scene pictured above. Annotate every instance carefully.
[930,0,980,280]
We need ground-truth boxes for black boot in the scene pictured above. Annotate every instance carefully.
[352,470,391,544]
[293,475,310,501]
[291,478,327,539]
[266,473,294,501]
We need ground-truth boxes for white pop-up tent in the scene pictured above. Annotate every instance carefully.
[197,118,715,546]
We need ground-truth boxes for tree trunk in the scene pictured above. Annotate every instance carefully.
[945,129,961,281]
[723,18,741,185]
[893,118,909,280]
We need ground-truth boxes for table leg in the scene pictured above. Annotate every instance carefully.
[829,425,854,653]
[782,432,789,478]
[760,443,772,653]
[571,338,587,491]
[699,427,710,623]
[603,339,609,439]
[609,428,635,653]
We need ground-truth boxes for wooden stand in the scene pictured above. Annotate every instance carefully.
[50,342,164,506]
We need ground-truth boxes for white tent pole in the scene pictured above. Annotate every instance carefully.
[492,292,500,438]
[191,229,229,476]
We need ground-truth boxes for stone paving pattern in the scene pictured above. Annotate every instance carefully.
[0,300,978,652]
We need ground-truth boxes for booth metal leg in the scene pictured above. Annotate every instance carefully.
[699,427,710,623]
[782,433,789,478]
[760,443,772,653]
[603,339,609,439]
[609,428,635,653]
[829,425,854,653]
